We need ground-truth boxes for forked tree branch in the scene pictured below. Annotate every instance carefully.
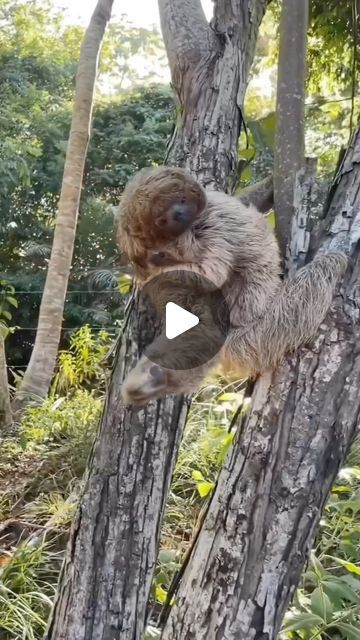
[158,0,215,72]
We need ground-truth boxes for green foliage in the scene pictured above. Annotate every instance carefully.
[0,540,58,640]
[308,0,359,95]
[0,281,18,339]
[51,325,112,395]
[0,390,101,521]
[19,390,101,453]
[0,0,174,371]
[281,452,360,639]
[151,548,180,605]
[101,19,167,91]
[1,375,360,639]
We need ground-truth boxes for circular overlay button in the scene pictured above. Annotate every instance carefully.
[138,270,230,371]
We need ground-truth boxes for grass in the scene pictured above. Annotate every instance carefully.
[0,370,359,639]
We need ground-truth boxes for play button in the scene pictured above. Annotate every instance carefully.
[138,270,230,371]
[166,302,199,339]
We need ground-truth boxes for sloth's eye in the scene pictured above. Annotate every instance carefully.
[149,251,169,266]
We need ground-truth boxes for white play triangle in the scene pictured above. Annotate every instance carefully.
[165,302,199,340]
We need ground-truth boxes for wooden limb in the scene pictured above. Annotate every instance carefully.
[236,175,274,213]
[158,0,214,72]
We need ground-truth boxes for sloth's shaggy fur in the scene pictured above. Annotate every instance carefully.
[117,166,347,404]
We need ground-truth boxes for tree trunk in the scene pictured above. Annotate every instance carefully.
[161,0,270,192]
[274,0,308,255]
[45,1,270,638]
[160,126,360,640]
[45,296,190,640]
[0,329,11,429]
[13,0,114,413]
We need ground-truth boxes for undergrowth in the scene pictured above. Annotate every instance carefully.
[0,328,359,639]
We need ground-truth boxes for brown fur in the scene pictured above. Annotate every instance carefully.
[117,166,348,404]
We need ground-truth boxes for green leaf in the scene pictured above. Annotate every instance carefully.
[310,551,325,578]
[0,323,9,339]
[0,310,12,321]
[157,549,177,564]
[240,166,252,183]
[322,578,360,608]
[311,586,333,623]
[196,481,215,498]
[6,296,18,308]
[191,470,204,482]
[282,612,324,632]
[217,392,242,402]
[332,485,353,493]
[265,210,276,229]
[155,585,168,604]
[328,556,360,576]
[118,274,132,294]
[333,623,360,640]
[239,147,255,161]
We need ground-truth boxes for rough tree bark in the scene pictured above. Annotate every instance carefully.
[160,125,360,640]
[13,0,115,413]
[274,0,309,255]
[160,0,270,192]
[45,1,271,638]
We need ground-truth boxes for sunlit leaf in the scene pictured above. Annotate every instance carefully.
[196,481,215,498]
[191,470,204,482]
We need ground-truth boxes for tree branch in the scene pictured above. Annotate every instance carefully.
[212,0,271,80]
[236,175,274,213]
[158,0,215,72]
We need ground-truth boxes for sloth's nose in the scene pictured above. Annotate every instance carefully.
[172,203,190,224]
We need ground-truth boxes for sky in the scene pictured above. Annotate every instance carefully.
[53,0,213,28]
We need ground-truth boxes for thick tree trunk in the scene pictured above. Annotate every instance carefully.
[161,128,360,640]
[161,0,270,191]
[45,1,270,638]
[274,0,308,255]
[0,330,11,429]
[45,297,190,640]
[13,0,114,413]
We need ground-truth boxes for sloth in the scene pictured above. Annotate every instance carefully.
[117,166,347,405]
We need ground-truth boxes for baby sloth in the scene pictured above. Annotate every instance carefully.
[117,166,347,405]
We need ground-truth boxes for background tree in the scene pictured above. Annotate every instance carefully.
[274,0,308,255]
[12,0,115,411]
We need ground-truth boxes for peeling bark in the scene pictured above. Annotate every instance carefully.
[161,127,360,640]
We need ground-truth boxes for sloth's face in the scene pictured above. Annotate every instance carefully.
[118,166,208,279]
